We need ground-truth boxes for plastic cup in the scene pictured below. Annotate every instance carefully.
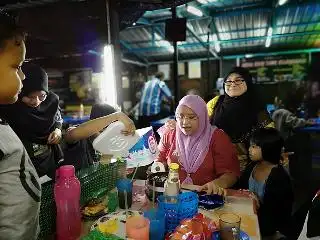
[126,215,150,240]
[219,213,241,240]
[144,209,165,240]
[116,179,133,209]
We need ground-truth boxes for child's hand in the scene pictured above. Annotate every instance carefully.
[118,112,136,136]
[48,128,62,144]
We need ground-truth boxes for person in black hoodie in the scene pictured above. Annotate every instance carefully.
[0,63,63,178]
[236,128,293,238]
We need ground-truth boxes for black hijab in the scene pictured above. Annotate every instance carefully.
[307,191,320,238]
[0,63,60,144]
[211,67,269,143]
[90,103,117,120]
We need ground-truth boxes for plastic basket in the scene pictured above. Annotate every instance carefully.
[38,161,126,240]
[158,191,198,233]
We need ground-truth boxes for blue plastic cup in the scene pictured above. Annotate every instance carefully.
[144,209,165,240]
[116,179,133,209]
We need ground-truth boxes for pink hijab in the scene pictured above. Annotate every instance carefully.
[176,95,216,184]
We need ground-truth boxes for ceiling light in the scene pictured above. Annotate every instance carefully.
[212,34,218,41]
[214,43,220,52]
[265,37,271,48]
[186,6,203,17]
[159,40,172,47]
[245,54,253,58]
[196,0,208,4]
[267,27,273,37]
[278,0,288,6]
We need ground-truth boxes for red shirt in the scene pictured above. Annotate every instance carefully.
[157,128,240,186]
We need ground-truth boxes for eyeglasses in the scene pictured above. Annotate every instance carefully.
[26,93,47,102]
[175,114,198,122]
[224,79,245,86]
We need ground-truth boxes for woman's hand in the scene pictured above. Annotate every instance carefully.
[200,181,226,196]
[117,112,136,136]
[48,128,62,144]
[165,119,177,130]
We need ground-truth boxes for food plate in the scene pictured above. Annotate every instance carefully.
[198,193,225,210]
[81,197,109,220]
[212,230,250,240]
[90,210,144,238]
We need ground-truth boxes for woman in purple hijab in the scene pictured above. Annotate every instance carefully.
[157,95,240,195]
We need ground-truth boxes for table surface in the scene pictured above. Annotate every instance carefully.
[80,180,261,240]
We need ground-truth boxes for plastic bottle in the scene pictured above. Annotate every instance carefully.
[54,165,81,240]
[79,103,84,118]
[164,163,180,203]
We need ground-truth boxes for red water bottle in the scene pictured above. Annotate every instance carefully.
[54,165,81,240]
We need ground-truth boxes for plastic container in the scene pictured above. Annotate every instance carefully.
[93,121,139,157]
[54,165,81,240]
[144,209,165,240]
[116,179,133,209]
[126,216,150,240]
[158,191,198,233]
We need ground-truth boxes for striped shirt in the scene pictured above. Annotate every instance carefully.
[0,119,40,239]
[139,78,172,116]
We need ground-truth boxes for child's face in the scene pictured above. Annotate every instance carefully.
[0,39,26,104]
[249,144,262,161]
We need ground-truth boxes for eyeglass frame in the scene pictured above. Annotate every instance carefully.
[224,78,245,86]
[175,114,198,122]
[24,93,48,102]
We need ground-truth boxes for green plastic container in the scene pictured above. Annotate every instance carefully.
[38,161,126,240]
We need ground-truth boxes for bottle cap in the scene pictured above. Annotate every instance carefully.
[169,163,179,171]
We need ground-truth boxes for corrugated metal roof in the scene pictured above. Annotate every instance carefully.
[120,0,320,62]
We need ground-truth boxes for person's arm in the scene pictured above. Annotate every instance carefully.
[159,81,173,101]
[48,108,63,144]
[206,96,219,119]
[64,112,135,144]
[156,130,172,165]
[200,129,240,195]
[284,111,307,128]
[53,107,63,129]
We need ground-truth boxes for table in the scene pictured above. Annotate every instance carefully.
[80,180,261,240]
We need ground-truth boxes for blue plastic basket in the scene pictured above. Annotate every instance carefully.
[158,192,198,233]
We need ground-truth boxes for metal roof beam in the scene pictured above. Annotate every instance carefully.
[136,17,152,26]
[186,25,219,58]
[125,26,320,45]
[124,19,320,34]
[176,10,218,58]
[120,40,149,64]
[123,30,320,53]
[202,1,268,10]
[147,48,320,64]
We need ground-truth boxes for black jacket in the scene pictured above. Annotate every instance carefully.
[236,162,294,237]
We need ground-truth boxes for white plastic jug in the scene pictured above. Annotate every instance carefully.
[92,121,139,157]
